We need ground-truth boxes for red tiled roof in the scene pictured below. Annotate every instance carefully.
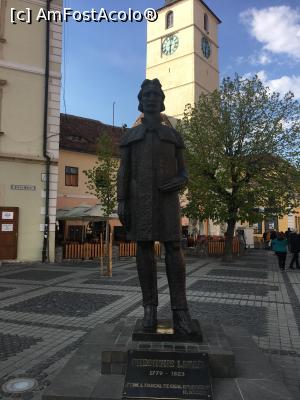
[60,114,124,156]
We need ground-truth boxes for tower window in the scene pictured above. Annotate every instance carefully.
[204,13,209,33]
[166,11,173,29]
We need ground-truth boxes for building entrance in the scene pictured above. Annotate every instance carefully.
[0,207,19,260]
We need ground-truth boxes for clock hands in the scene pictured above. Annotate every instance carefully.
[162,35,179,55]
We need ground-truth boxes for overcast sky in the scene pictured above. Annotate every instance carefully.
[61,0,300,127]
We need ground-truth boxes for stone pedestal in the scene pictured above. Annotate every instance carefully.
[42,320,294,400]
[101,319,235,379]
[42,319,235,400]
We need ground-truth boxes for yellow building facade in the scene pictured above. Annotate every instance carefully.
[146,0,220,119]
[0,0,62,262]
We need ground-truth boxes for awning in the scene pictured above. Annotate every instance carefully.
[56,204,118,221]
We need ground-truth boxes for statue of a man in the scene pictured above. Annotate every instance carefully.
[117,79,195,334]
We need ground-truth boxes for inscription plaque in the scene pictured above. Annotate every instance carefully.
[123,350,212,400]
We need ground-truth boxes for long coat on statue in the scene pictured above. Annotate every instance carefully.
[117,121,186,242]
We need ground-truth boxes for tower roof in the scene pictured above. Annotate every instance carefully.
[159,0,221,24]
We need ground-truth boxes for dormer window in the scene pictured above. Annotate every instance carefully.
[204,13,209,33]
[166,11,174,29]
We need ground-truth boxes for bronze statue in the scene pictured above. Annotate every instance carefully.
[117,79,195,334]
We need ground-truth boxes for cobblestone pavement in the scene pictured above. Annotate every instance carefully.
[0,250,299,399]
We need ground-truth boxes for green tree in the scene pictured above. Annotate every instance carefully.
[84,133,119,274]
[178,74,300,260]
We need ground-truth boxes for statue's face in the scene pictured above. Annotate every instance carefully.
[141,85,162,114]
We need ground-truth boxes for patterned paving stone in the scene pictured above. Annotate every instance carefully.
[262,348,300,357]
[83,276,140,287]
[281,271,300,333]
[229,262,268,270]
[189,280,278,296]
[0,287,13,293]
[0,251,299,399]
[208,269,268,279]
[2,270,73,281]
[126,264,166,272]
[160,301,268,337]
[4,291,121,317]
[0,332,42,361]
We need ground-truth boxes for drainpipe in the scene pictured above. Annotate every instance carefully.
[42,0,52,262]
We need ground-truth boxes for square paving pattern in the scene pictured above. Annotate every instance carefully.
[4,291,122,317]
[189,280,278,296]
[2,270,72,281]
[208,268,268,279]
[0,332,42,361]
[0,252,300,400]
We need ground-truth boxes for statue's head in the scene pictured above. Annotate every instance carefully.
[138,79,165,113]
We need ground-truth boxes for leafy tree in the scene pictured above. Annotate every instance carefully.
[84,133,119,273]
[178,74,300,259]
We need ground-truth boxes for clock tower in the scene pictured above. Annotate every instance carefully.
[146,0,221,119]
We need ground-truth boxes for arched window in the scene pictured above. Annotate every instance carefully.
[204,13,209,32]
[166,11,174,29]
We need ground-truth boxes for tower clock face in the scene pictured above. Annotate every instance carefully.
[201,36,211,58]
[162,35,179,55]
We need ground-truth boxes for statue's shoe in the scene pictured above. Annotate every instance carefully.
[143,305,157,332]
[173,309,196,335]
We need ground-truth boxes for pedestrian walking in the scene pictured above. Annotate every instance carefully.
[263,231,270,249]
[270,230,277,250]
[289,232,300,269]
[272,232,288,271]
[285,227,292,244]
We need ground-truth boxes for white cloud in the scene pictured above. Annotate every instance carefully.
[240,6,300,60]
[256,70,300,99]
[257,53,272,65]
[235,52,273,67]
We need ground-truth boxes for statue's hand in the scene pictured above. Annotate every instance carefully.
[159,176,188,192]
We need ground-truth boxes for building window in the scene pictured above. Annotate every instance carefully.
[68,225,84,242]
[204,13,209,32]
[166,11,173,29]
[65,166,78,186]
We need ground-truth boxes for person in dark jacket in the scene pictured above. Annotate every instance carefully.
[272,232,288,271]
[270,230,277,250]
[117,79,194,334]
[289,232,300,269]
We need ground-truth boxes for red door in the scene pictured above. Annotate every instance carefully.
[0,207,19,260]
